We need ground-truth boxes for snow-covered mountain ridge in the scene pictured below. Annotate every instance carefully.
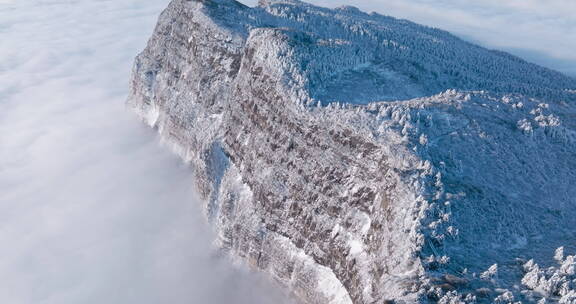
[128,0,576,303]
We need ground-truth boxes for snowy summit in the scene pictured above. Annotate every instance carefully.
[128,0,576,303]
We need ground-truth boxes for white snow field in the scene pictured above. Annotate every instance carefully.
[0,1,292,303]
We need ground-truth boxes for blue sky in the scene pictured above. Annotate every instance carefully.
[240,0,576,77]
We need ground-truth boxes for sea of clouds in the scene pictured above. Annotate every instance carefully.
[0,1,291,303]
[240,0,576,77]
[1,0,573,303]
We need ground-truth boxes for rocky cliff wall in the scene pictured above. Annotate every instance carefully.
[128,0,576,303]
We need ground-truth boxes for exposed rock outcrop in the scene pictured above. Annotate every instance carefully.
[128,0,576,302]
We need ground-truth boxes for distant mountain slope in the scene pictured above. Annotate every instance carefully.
[203,0,576,104]
[128,0,576,303]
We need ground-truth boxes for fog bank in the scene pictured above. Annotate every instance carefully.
[0,1,291,303]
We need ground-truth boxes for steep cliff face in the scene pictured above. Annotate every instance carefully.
[127,0,576,303]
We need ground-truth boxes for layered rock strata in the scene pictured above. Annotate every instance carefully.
[128,0,576,302]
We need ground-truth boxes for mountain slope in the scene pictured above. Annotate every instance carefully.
[128,0,576,303]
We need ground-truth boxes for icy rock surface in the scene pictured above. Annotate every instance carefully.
[127,0,576,303]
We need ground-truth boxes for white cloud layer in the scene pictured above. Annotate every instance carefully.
[0,1,291,303]
[240,0,576,77]
[2,0,573,302]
